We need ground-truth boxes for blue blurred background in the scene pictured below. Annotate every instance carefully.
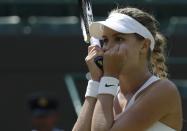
[0,0,186,130]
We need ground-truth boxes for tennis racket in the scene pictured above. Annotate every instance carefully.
[78,0,103,69]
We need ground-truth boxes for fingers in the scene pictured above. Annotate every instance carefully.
[88,45,101,53]
[86,45,103,63]
[88,45,103,57]
[85,45,104,81]
[104,44,120,55]
[102,45,121,78]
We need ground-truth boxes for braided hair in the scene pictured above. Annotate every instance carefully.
[110,7,168,79]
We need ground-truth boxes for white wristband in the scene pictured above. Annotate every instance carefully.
[98,76,119,96]
[85,80,99,98]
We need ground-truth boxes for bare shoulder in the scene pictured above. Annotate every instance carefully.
[150,79,183,130]
[151,78,181,100]
[153,78,182,110]
[134,78,182,115]
[146,78,182,108]
[136,78,181,106]
[156,78,178,89]
[136,78,183,130]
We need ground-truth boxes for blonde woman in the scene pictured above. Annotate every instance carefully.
[73,7,183,131]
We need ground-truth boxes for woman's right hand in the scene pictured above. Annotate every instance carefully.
[85,45,103,81]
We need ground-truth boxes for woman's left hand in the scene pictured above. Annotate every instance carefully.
[103,44,124,78]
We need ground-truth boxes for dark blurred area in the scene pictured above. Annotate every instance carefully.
[0,0,186,130]
[28,92,64,131]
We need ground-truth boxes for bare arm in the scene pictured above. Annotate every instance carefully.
[73,44,103,131]
[72,97,97,131]
[91,94,114,131]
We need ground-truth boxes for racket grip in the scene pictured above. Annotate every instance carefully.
[94,56,103,70]
[90,37,103,69]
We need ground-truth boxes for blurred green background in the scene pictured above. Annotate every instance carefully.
[0,0,186,130]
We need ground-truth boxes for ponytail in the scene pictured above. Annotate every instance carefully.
[151,32,168,79]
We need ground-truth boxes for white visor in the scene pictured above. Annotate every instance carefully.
[89,13,155,50]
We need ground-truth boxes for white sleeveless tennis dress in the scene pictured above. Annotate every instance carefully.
[116,75,176,131]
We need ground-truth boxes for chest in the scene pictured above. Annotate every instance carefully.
[115,89,147,116]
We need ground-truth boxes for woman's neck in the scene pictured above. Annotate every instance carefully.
[119,67,152,96]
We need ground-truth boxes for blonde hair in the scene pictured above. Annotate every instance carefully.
[110,7,168,79]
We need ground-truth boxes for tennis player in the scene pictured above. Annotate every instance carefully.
[73,7,183,131]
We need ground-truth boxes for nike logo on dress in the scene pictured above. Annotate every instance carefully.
[105,84,115,87]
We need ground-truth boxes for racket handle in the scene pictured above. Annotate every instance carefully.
[90,37,103,69]
[94,56,103,70]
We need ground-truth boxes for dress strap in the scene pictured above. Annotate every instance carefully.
[124,75,160,111]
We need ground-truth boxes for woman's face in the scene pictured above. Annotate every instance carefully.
[101,26,146,72]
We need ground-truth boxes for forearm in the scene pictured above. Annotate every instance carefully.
[73,97,97,131]
[91,94,114,131]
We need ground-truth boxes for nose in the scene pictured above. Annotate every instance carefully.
[102,44,109,52]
